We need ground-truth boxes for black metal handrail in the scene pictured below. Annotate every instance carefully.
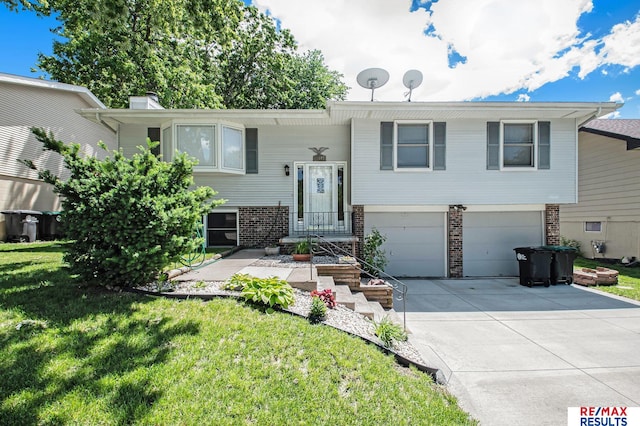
[290,211,352,236]
[306,234,408,331]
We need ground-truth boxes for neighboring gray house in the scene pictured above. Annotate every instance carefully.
[78,99,619,278]
[560,119,640,261]
[0,73,117,241]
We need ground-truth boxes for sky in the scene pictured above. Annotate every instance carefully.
[1,0,639,118]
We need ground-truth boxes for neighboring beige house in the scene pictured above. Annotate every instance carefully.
[0,73,116,241]
[560,119,640,261]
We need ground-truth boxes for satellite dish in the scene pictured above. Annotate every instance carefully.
[357,68,389,101]
[402,70,423,102]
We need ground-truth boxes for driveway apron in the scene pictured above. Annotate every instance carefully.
[402,278,640,426]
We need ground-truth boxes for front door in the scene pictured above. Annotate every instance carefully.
[294,162,346,233]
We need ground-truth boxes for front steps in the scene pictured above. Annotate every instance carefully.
[305,269,403,326]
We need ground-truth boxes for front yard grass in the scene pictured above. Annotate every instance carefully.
[574,257,640,302]
[0,242,475,425]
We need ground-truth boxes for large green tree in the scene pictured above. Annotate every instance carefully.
[4,0,348,109]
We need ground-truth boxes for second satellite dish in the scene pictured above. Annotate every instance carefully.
[402,70,423,102]
[357,68,389,101]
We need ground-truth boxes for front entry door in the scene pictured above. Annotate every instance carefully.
[307,164,335,229]
[294,162,346,233]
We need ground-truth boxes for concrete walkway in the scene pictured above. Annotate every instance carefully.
[402,278,640,426]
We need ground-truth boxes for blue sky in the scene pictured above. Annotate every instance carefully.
[1,0,639,117]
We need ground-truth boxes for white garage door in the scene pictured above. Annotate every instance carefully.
[365,212,446,277]
[463,211,543,277]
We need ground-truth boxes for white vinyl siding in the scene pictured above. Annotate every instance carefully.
[353,118,576,205]
[0,81,116,182]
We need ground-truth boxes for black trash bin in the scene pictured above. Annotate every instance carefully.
[40,211,64,240]
[514,247,553,287]
[542,245,578,285]
[0,210,42,242]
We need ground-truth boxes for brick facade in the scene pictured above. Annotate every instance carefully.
[545,204,560,245]
[352,205,364,258]
[238,206,289,247]
[448,206,464,278]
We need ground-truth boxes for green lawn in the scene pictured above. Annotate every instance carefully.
[574,257,640,301]
[0,242,474,425]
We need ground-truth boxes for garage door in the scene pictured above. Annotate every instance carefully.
[463,211,543,277]
[365,212,446,277]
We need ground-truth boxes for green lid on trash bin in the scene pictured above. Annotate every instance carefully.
[541,245,577,252]
[41,211,61,215]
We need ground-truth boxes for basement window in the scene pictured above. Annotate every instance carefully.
[585,221,602,232]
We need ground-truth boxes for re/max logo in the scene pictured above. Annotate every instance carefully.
[581,407,627,417]
[568,407,639,426]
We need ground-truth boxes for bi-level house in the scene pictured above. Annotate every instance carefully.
[78,97,619,278]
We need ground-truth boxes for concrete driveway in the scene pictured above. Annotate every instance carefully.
[401,279,640,425]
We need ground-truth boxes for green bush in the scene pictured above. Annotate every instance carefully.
[223,273,254,291]
[241,276,295,310]
[308,295,327,323]
[560,236,582,255]
[363,227,388,276]
[374,316,407,348]
[21,128,222,287]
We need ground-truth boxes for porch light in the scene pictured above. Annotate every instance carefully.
[284,164,290,176]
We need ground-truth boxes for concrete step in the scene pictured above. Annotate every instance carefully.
[316,275,336,292]
[353,292,374,320]
[287,267,318,292]
[334,284,355,310]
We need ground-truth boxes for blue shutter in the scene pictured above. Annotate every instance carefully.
[433,122,446,170]
[538,121,550,170]
[487,122,500,170]
[246,128,258,174]
[380,122,393,170]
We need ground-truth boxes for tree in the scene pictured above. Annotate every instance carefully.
[3,0,348,109]
[20,129,222,287]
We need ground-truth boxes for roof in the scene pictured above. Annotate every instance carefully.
[0,72,106,109]
[580,119,640,150]
[77,100,622,132]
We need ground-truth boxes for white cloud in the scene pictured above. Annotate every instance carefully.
[609,92,624,103]
[517,94,531,102]
[251,0,639,102]
[636,89,640,96]
[601,111,621,119]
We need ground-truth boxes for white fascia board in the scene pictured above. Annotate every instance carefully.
[0,72,106,109]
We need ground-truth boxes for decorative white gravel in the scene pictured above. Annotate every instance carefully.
[250,254,340,268]
[134,279,425,366]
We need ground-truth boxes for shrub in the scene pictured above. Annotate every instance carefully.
[223,273,253,291]
[363,227,388,277]
[308,296,327,323]
[310,288,336,308]
[374,316,407,348]
[241,276,295,310]
[21,129,222,287]
[294,240,311,254]
[560,236,582,255]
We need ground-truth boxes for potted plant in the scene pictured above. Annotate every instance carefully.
[264,244,280,256]
[292,240,312,261]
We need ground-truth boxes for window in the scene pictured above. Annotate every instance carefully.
[206,212,238,246]
[486,121,551,170]
[177,125,216,167]
[222,126,243,170]
[148,128,160,156]
[396,122,430,169]
[585,221,602,232]
[503,122,535,167]
[381,121,445,171]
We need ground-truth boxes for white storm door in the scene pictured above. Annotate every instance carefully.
[306,164,336,230]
